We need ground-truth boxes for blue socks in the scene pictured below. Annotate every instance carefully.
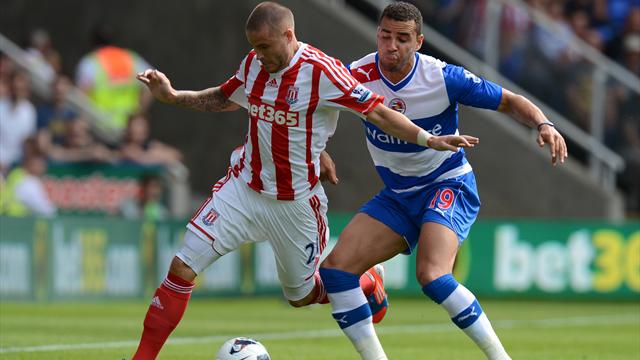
[320,268,387,360]
[422,274,510,360]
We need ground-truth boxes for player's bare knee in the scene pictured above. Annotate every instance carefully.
[321,253,371,275]
[320,240,359,271]
[416,267,447,287]
[320,252,341,270]
[169,256,197,282]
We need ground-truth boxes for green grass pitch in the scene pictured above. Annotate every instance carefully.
[1,298,638,359]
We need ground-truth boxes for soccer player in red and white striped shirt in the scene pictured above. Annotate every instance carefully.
[132,2,477,359]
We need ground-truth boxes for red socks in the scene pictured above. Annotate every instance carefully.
[132,269,375,358]
[132,273,195,360]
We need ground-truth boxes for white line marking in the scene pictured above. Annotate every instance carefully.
[0,313,637,354]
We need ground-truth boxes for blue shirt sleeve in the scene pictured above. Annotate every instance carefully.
[442,64,502,110]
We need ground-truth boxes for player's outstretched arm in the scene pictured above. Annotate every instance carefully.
[136,69,239,112]
[497,88,568,166]
[366,103,479,151]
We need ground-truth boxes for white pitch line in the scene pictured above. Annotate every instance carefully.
[0,313,637,354]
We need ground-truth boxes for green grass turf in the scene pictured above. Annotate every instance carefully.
[0,298,638,359]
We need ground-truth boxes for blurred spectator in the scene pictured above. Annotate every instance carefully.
[431,0,466,39]
[564,0,596,21]
[0,53,17,98]
[0,138,56,217]
[566,7,605,48]
[622,33,640,73]
[457,0,488,57]
[75,25,152,133]
[497,3,531,81]
[524,2,580,112]
[592,0,639,46]
[25,28,62,82]
[563,58,595,132]
[559,9,608,133]
[617,94,640,213]
[419,0,489,56]
[609,7,640,70]
[119,173,169,221]
[0,71,37,174]
[407,0,465,39]
[118,113,182,166]
[47,115,117,164]
[533,2,579,64]
[36,75,76,150]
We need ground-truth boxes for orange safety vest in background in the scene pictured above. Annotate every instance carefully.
[89,46,141,132]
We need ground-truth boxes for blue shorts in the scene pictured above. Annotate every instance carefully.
[360,172,480,254]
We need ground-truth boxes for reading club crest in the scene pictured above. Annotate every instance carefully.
[389,98,406,114]
[201,208,219,226]
[286,86,299,105]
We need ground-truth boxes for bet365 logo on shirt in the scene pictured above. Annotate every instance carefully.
[247,102,299,126]
[249,102,299,126]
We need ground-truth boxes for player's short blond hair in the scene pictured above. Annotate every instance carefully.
[246,1,295,35]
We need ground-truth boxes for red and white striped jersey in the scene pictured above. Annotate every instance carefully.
[220,42,383,200]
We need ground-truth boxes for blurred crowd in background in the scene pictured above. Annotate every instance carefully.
[1,0,639,218]
[0,27,183,220]
[419,0,639,139]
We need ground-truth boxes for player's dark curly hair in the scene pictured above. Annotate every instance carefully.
[379,2,423,35]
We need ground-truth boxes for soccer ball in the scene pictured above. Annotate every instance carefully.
[215,337,270,360]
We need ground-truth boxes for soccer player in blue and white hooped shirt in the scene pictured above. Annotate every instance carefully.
[319,2,568,360]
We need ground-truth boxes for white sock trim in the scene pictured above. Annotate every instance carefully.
[328,287,367,313]
[441,284,475,318]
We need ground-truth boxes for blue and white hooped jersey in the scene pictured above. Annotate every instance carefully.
[349,52,503,193]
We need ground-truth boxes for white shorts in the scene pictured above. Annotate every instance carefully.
[180,169,329,301]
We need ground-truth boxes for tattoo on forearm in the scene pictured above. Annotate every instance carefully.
[175,88,235,112]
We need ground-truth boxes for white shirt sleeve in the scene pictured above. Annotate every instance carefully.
[15,176,57,217]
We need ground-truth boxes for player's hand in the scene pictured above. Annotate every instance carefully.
[319,151,339,185]
[136,69,176,104]
[537,124,568,166]
[428,135,479,152]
